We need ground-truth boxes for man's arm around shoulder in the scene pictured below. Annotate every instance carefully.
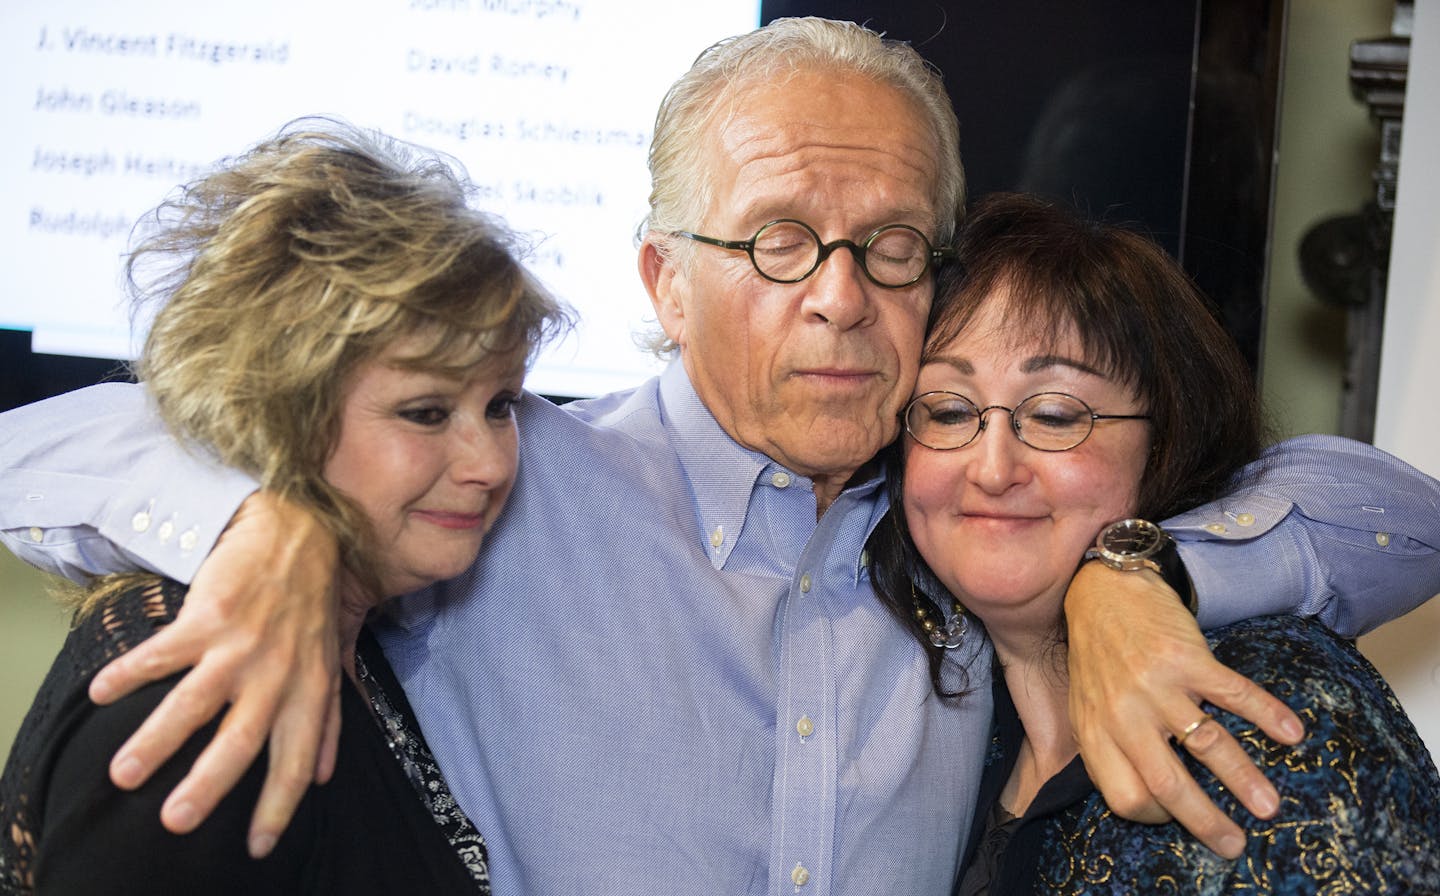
[1,382,257,582]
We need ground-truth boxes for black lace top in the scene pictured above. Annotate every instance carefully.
[0,578,489,894]
[958,615,1440,895]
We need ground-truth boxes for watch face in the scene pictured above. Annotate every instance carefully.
[1102,519,1165,557]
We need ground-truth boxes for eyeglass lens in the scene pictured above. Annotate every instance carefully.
[905,392,1098,451]
[751,220,930,287]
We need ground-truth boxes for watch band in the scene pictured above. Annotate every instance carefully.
[1084,519,1198,616]
[1151,536,1198,616]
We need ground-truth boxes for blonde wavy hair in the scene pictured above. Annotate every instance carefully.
[83,118,569,613]
[639,16,965,355]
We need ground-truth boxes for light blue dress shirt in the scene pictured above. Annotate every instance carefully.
[3,366,1440,895]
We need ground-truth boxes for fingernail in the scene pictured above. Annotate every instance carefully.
[112,756,143,789]
[249,832,277,859]
[89,673,113,703]
[1252,787,1279,818]
[1219,832,1245,858]
[1281,717,1304,742]
[167,800,198,832]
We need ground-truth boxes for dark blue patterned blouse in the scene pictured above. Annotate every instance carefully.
[959,614,1440,895]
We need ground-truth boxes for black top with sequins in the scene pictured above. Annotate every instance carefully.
[0,578,489,894]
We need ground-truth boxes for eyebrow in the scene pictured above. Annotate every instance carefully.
[924,356,974,375]
[923,353,1108,379]
[1020,353,1108,378]
[730,203,935,236]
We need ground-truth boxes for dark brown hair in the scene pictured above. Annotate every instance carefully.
[869,193,1267,691]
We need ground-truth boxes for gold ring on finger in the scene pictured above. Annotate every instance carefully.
[1176,715,1209,747]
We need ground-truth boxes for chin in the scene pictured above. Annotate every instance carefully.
[803,432,888,473]
[429,552,483,582]
[948,569,1049,609]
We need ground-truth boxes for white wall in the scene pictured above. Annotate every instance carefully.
[1362,0,1440,759]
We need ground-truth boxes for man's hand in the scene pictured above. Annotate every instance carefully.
[1064,561,1305,858]
[87,491,342,858]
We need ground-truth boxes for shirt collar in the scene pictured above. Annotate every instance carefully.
[659,362,771,570]
[657,361,884,579]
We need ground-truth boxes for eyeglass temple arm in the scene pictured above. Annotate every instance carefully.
[674,231,751,251]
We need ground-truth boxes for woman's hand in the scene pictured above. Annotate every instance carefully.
[87,491,343,858]
[1063,561,1305,859]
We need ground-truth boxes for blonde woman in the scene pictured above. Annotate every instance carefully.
[0,120,568,894]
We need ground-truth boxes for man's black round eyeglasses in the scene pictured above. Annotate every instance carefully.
[674,219,954,288]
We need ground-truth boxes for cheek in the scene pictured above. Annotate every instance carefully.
[495,429,520,503]
[900,450,961,534]
[1055,443,1149,523]
[1112,436,1151,514]
[323,425,430,523]
[686,283,768,388]
[889,319,927,400]
[892,290,930,359]
[689,267,757,344]
[732,299,784,375]
[321,425,371,504]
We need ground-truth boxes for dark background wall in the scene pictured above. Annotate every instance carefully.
[766,0,1195,246]
[763,0,1283,373]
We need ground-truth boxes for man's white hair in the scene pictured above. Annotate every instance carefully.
[637,16,966,356]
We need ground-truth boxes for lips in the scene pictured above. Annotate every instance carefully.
[412,509,487,530]
[791,368,880,393]
[959,511,1048,533]
[797,362,872,373]
[962,509,1047,520]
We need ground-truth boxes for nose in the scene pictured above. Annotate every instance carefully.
[967,407,1030,494]
[800,242,875,330]
[450,418,518,488]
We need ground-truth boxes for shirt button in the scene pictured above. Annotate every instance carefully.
[1205,523,1227,535]
[179,529,199,552]
[859,549,870,568]
[131,510,151,532]
[709,526,724,549]
[771,471,792,489]
[1235,512,1255,526]
[29,527,44,544]
[796,715,814,737]
[157,521,175,542]
[791,863,811,887]
[799,573,812,593]
[1376,532,1391,547]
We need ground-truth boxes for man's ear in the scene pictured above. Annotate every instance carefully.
[639,236,686,347]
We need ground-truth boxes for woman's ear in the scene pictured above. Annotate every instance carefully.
[639,235,686,348]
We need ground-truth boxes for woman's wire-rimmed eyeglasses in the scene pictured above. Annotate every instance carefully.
[903,390,1151,452]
